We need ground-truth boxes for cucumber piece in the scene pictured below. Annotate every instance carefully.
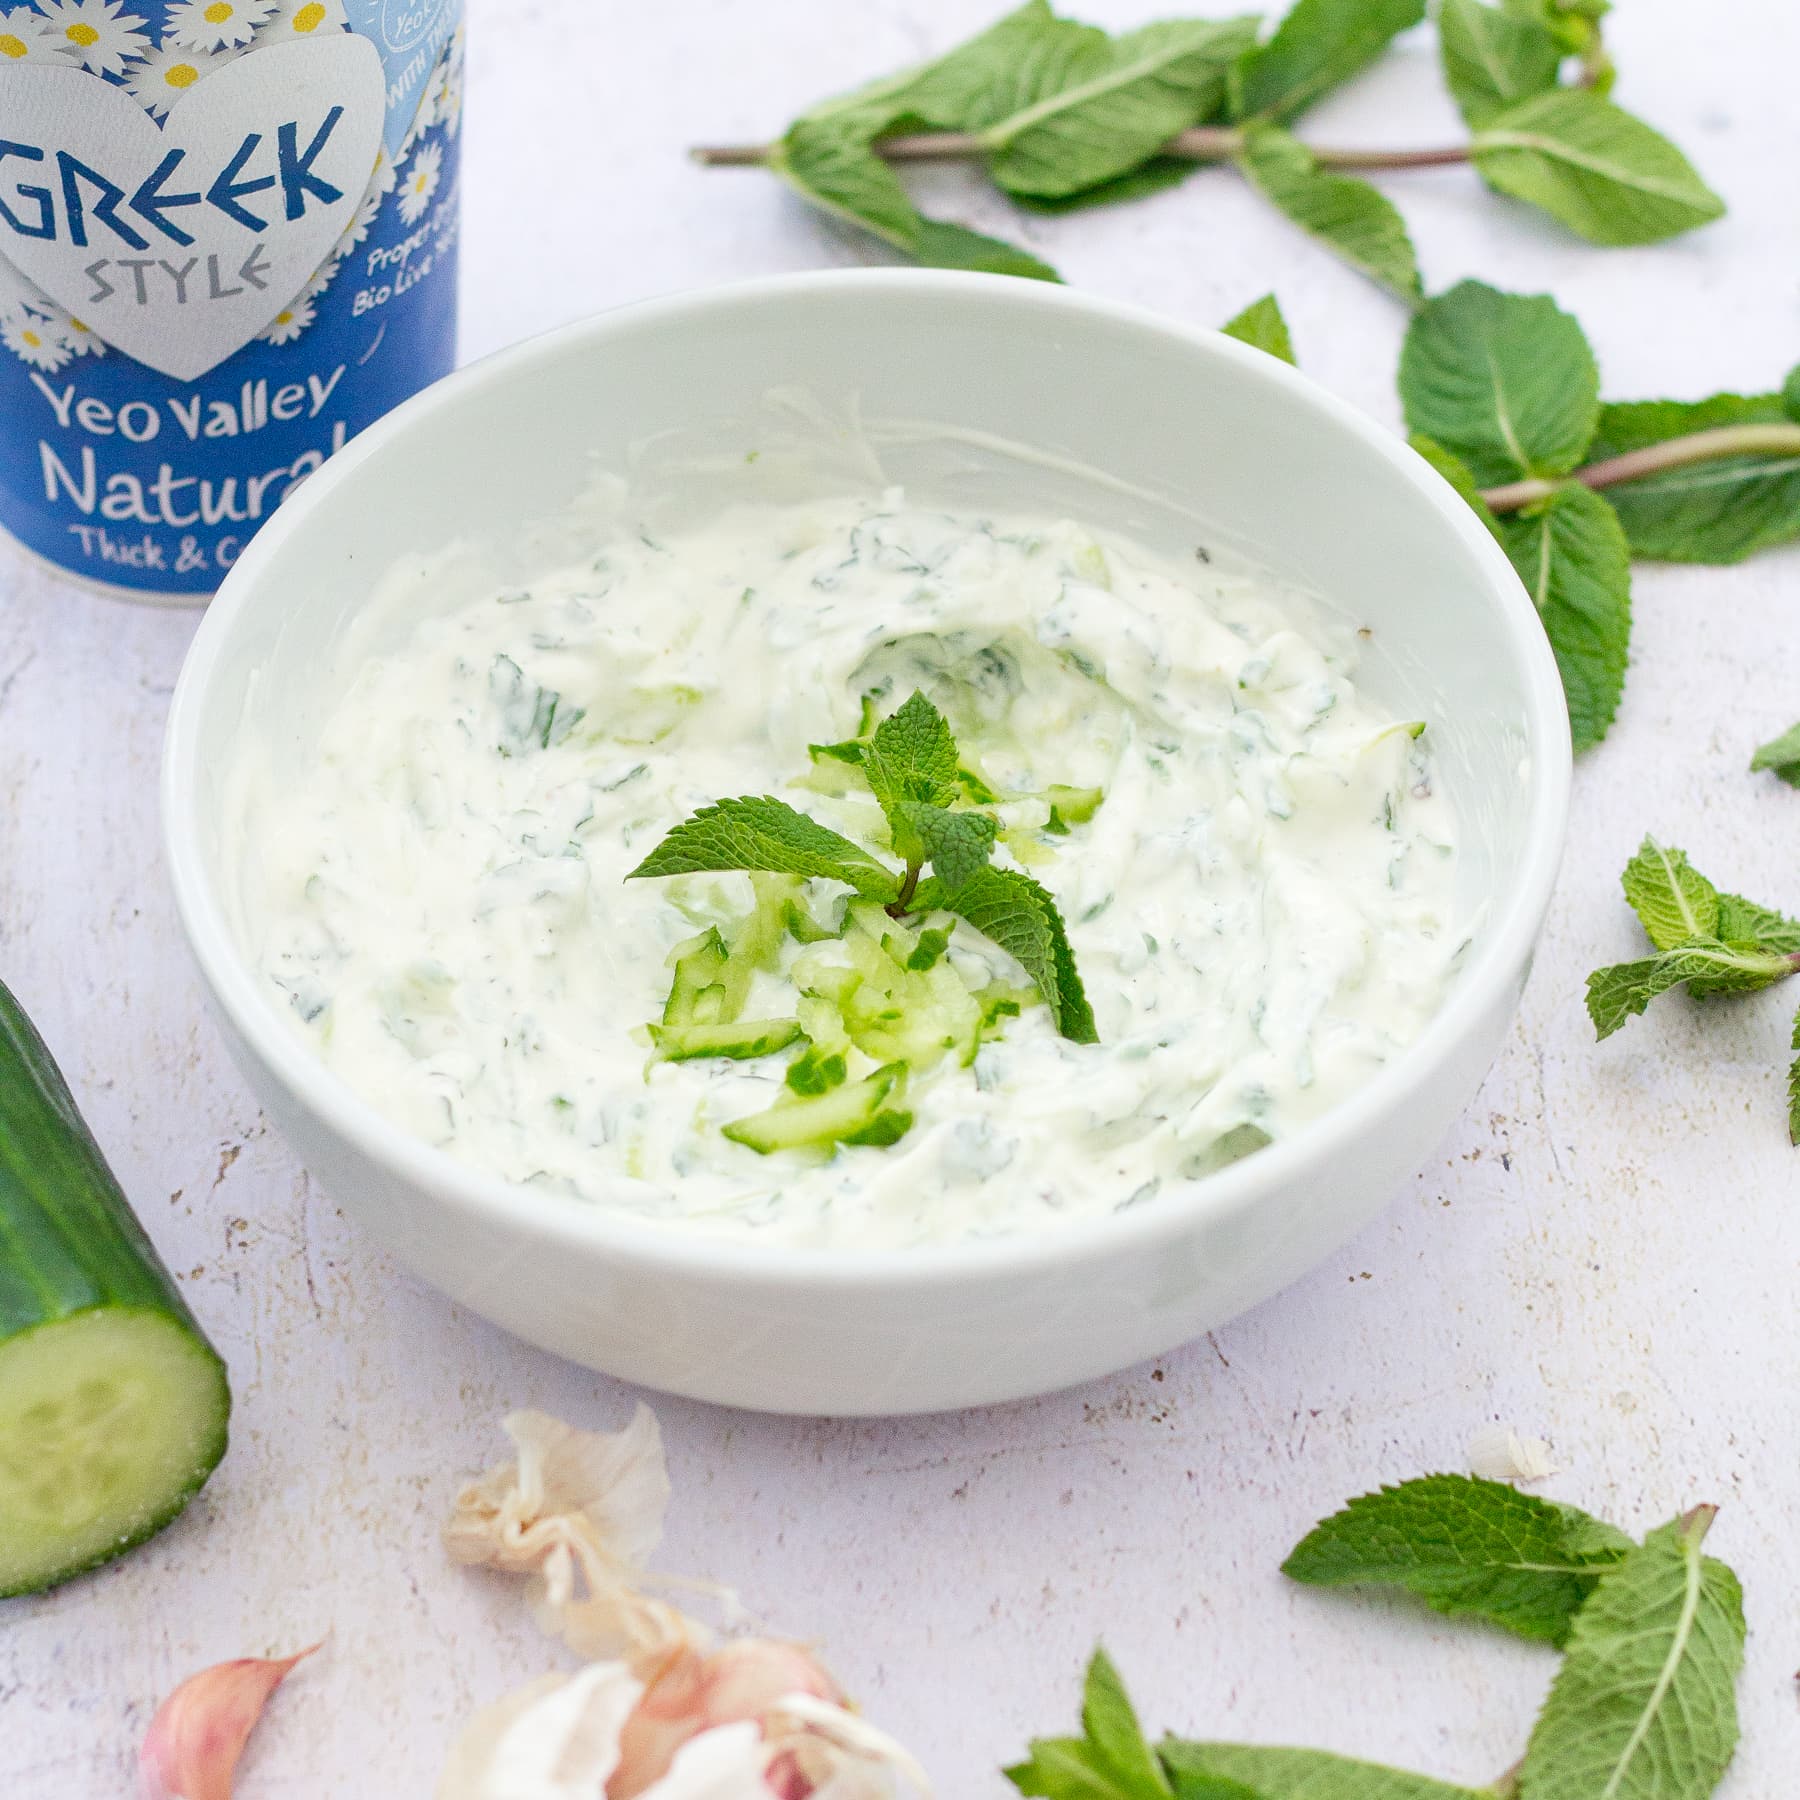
[784,1045,848,1095]
[0,980,230,1596]
[648,1019,803,1062]
[722,1063,913,1156]
[1045,784,1105,833]
[662,928,730,1027]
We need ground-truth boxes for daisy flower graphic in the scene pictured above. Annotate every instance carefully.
[260,294,315,345]
[0,254,52,324]
[0,6,74,62]
[129,37,233,115]
[33,0,152,75]
[3,313,74,372]
[396,138,442,225]
[302,256,340,302]
[334,189,379,257]
[36,302,107,356]
[165,0,274,51]
[257,0,344,41]
[367,144,401,199]
[437,61,464,138]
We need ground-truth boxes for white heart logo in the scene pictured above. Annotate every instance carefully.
[0,38,384,382]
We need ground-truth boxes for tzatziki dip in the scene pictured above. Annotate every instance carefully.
[230,491,1462,1249]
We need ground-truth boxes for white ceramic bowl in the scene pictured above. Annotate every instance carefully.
[163,271,1568,1416]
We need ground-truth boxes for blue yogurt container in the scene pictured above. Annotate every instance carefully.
[0,0,463,599]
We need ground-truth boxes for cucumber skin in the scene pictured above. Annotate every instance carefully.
[0,978,230,1594]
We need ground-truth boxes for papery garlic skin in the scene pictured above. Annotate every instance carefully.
[138,1646,316,1800]
[438,1650,928,1800]
[445,1407,699,1663]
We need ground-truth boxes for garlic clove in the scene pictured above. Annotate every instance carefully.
[138,1645,318,1800]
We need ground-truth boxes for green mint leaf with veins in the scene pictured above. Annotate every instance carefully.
[626,796,900,902]
[1408,435,1501,532]
[1221,293,1296,364]
[862,689,962,818]
[1160,1742,1490,1800]
[1713,892,1800,956]
[916,865,1098,1043]
[1585,389,1800,566]
[1007,1650,1177,1799]
[1437,0,1561,129]
[1621,837,1720,952]
[1239,125,1422,305]
[914,218,1062,280]
[1516,1507,1744,1800]
[1586,940,1800,1038]
[1016,155,1195,215]
[1230,0,1426,124]
[1751,721,1800,786]
[898,802,998,893]
[1280,1473,1632,1647]
[770,116,925,250]
[1469,89,1725,247]
[981,16,1259,201]
[1496,485,1631,753]
[1400,282,1599,486]
[1789,1004,1800,1145]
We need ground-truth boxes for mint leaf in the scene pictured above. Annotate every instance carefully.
[1517,1508,1744,1800]
[1239,124,1423,304]
[1160,1742,1488,1800]
[863,690,962,819]
[1495,484,1631,753]
[1586,392,1800,565]
[919,866,1098,1043]
[627,796,900,902]
[1789,1003,1800,1145]
[1587,940,1800,1038]
[915,218,1061,280]
[903,1,1110,134]
[1408,434,1500,532]
[1280,1473,1632,1647]
[983,17,1260,200]
[1470,89,1726,247]
[1016,156,1195,213]
[1751,721,1800,786]
[771,116,923,250]
[1500,0,1609,59]
[1400,282,1599,485]
[1714,893,1800,957]
[900,802,999,892]
[1007,1650,1177,1799]
[1221,293,1296,364]
[1231,0,1427,124]
[1620,837,1720,952]
[1437,0,1561,128]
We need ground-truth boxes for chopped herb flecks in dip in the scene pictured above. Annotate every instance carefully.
[234,494,1461,1248]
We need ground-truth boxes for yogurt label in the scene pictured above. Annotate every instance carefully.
[0,0,463,598]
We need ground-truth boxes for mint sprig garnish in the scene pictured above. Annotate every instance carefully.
[1013,1472,1749,1800]
[695,0,1719,287]
[628,689,1098,1044]
[1385,283,1800,751]
[1587,837,1800,1142]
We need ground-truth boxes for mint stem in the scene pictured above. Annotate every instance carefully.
[1481,422,1800,514]
[889,860,922,918]
[691,126,1473,172]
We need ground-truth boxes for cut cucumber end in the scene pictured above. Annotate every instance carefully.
[0,1308,229,1597]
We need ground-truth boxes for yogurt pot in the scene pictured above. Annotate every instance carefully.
[0,0,464,601]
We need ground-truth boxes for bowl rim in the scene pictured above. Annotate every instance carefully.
[162,267,1571,1291]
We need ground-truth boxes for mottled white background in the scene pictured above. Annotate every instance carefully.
[3,0,1797,1792]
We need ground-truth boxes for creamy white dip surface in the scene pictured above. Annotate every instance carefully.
[230,492,1462,1249]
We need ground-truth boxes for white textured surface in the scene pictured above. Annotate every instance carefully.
[3,0,1797,1792]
